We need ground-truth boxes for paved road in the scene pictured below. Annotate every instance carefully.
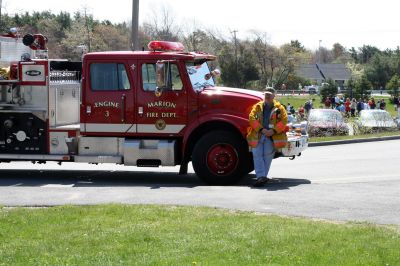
[0,140,399,225]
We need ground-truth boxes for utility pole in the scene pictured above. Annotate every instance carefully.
[0,0,3,31]
[232,30,238,86]
[131,0,139,51]
[84,8,91,52]
[318,40,322,63]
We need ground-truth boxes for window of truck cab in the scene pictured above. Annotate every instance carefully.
[90,63,131,91]
[141,62,183,91]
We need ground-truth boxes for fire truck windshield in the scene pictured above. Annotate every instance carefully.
[186,62,215,91]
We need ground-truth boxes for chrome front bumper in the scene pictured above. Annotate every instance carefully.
[280,134,308,157]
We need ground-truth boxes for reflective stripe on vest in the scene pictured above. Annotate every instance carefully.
[250,120,261,129]
[273,139,288,148]
[276,121,286,131]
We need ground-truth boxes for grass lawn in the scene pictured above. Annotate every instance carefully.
[309,130,400,142]
[0,205,399,265]
[276,94,322,109]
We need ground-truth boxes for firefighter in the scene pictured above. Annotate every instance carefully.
[247,88,288,187]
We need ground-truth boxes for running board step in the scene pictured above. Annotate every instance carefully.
[0,154,70,161]
[73,156,122,164]
[136,159,161,167]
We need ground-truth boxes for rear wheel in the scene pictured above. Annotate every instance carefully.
[192,130,251,185]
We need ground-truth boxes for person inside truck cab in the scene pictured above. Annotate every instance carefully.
[156,63,166,88]
[155,63,182,91]
[171,64,183,90]
[204,69,221,81]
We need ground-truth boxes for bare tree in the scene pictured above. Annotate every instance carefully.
[142,4,181,41]
[274,51,296,86]
[333,42,345,59]
[83,6,92,52]
[249,31,278,86]
[313,47,333,63]
[181,18,203,51]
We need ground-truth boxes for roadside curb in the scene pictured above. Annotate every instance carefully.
[309,135,400,147]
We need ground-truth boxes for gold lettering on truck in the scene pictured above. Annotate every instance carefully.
[161,113,176,118]
[147,101,176,109]
[146,112,159,118]
[94,101,120,108]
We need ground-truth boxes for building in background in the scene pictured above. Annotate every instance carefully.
[296,63,351,89]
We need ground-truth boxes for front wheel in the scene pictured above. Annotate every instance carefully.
[192,130,251,185]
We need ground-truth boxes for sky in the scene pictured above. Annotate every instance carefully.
[3,0,400,51]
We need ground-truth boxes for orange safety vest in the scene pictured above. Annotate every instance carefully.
[247,100,288,149]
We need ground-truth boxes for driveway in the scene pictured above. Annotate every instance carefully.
[0,140,399,225]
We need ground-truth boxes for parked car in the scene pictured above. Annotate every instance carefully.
[308,87,317,95]
[304,85,319,94]
[353,110,398,134]
[396,116,400,128]
[307,109,349,137]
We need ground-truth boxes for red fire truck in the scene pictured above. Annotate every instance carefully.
[0,34,308,185]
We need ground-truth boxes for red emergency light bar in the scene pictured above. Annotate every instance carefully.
[148,41,184,52]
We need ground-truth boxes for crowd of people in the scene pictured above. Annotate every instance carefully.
[322,96,391,117]
[283,100,312,122]
[281,95,400,124]
[284,95,399,121]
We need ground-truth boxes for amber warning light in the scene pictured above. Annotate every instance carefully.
[148,41,184,52]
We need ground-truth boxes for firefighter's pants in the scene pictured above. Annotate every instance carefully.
[252,135,275,178]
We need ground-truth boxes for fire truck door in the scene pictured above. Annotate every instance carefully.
[136,61,187,134]
[82,62,135,134]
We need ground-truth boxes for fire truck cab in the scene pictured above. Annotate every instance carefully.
[0,36,308,185]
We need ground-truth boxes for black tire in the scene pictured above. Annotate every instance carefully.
[192,130,252,185]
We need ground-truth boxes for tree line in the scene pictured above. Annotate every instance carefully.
[1,9,400,95]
